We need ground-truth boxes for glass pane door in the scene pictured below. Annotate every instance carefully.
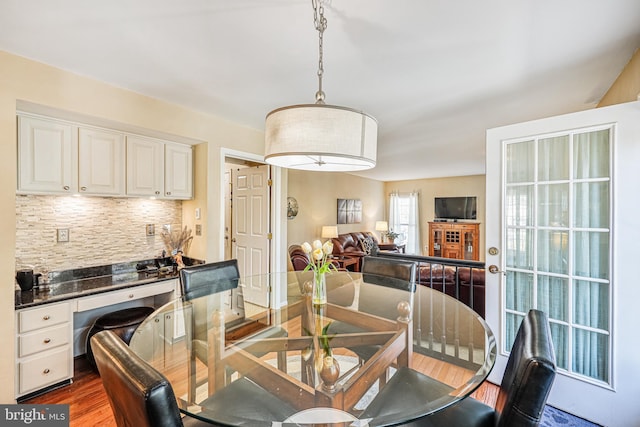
[503,127,611,384]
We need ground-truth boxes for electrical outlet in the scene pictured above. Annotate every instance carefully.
[57,228,69,242]
[146,224,155,236]
[163,224,171,233]
[195,224,202,236]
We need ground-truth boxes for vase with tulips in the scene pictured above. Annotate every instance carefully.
[301,239,336,305]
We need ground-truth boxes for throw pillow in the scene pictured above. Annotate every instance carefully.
[359,236,374,255]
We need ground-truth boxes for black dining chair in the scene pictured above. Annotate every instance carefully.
[91,330,295,427]
[330,256,417,362]
[179,260,288,400]
[362,309,557,427]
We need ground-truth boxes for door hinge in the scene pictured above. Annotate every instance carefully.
[267,179,273,186]
[267,233,273,240]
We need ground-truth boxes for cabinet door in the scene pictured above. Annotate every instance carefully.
[164,143,193,199]
[78,127,125,195]
[126,135,164,197]
[18,115,76,194]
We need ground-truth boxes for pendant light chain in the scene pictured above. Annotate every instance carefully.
[312,0,327,104]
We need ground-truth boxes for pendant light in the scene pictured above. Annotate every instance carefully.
[264,0,377,171]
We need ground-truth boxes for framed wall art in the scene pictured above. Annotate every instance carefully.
[337,198,362,224]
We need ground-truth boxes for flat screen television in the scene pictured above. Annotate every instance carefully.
[434,196,477,221]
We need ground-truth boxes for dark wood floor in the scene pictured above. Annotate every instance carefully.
[23,355,500,427]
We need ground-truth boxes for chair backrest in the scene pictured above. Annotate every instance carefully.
[360,256,417,319]
[91,330,184,427]
[361,256,417,292]
[179,259,240,301]
[495,309,557,427]
[288,245,310,271]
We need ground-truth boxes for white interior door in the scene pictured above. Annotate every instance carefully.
[485,101,640,426]
[232,165,270,307]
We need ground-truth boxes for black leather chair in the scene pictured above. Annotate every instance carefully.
[362,309,557,427]
[179,260,288,400]
[331,256,417,361]
[91,330,295,427]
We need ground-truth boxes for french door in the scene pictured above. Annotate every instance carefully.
[485,101,640,426]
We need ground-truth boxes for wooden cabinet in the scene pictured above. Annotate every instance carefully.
[78,127,125,195]
[18,115,76,194]
[15,301,73,398]
[429,222,480,261]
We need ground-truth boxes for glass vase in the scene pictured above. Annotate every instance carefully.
[313,270,327,305]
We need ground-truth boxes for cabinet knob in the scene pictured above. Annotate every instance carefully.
[155,191,160,195]
[63,186,70,191]
[129,294,134,298]
[43,338,51,344]
[81,186,87,191]
[166,191,171,196]
[43,368,50,375]
[42,315,50,321]
[155,318,160,323]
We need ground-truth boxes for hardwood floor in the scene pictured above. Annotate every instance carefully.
[24,354,500,427]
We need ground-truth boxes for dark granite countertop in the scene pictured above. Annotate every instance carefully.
[15,257,202,310]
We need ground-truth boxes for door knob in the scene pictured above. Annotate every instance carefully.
[488,265,506,275]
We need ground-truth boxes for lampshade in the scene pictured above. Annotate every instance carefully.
[321,225,339,239]
[375,221,388,232]
[263,0,377,172]
[265,104,377,171]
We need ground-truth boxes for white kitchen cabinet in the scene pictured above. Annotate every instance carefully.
[15,301,73,398]
[17,113,193,199]
[126,135,164,197]
[164,142,193,199]
[18,115,77,194]
[78,127,125,195]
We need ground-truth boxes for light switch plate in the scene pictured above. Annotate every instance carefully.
[195,208,201,220]
[57,228,69,242]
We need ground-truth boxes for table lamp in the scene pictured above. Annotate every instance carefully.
[321,225,338,239]
[375,221,388,242]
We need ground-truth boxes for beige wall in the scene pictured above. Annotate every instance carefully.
[287,170,386,245]
[0,51,263,402]
[384,175,486,260]
[598,49,640,107]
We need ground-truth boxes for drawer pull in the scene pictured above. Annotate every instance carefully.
[129,294,134,298]
[43,338,51,344]
[43,368,50,375]
[42,315,51,321]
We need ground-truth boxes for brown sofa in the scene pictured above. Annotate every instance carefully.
[330,231,400,270]
[418,264,486,318]
[288,244,343,271]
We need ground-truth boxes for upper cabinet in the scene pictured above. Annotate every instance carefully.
[18,115,76,194]
[164,142,193,199]
[17,113,193,200]
[126,135,164,197]
[78,127,125,196]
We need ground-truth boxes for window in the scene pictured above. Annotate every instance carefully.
[389,191,420,254]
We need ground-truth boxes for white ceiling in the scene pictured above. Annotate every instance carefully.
[1,0,639,181]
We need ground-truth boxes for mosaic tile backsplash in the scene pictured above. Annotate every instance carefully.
[16,194,183,274]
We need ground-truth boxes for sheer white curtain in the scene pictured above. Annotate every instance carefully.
[389,191,421,255]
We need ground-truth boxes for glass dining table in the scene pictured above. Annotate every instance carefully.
[129,271,496,426]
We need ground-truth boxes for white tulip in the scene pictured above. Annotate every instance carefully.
[312,248,324,261]
[322,241,333,255]
[312,240,322,250]
[301,242,312,253]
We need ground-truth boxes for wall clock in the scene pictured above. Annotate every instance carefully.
[287,197,299,220]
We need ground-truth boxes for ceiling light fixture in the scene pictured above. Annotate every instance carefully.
[264,0,377,171]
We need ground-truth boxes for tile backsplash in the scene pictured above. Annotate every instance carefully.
[16,194,183,273]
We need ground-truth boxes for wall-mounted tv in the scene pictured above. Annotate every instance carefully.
[434,196,477,221]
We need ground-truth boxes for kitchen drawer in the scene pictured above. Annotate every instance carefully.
[19,323,70,358]
[76,280,176,312]
[18,302,71,333]
[18,346,71,395]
